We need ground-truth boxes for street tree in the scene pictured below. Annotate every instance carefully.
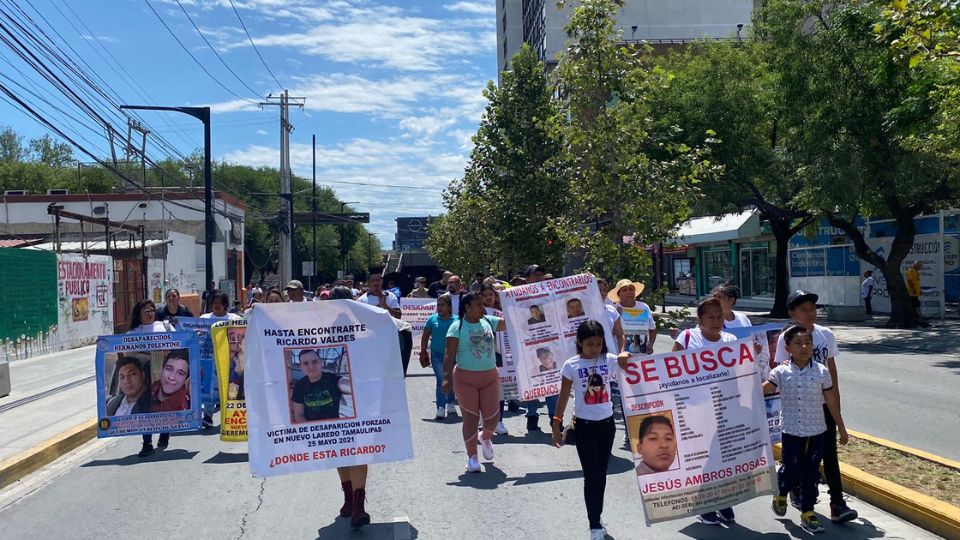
[762,0,960,327]
[656,41,813,317]
[28,134,73,167]
[0,126,26,162]
[428,43,566,275]
[550,0,719,282]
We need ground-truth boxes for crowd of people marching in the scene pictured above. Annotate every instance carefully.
[124,264,858,538]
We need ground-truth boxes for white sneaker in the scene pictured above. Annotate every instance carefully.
[589,528,605,540]
[495,421,508,435]
[435,406,446,419]
[481,436,494,460]
[466,455,482,473]
[446,403,457,416]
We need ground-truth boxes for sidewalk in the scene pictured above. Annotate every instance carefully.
[0,346,96,464]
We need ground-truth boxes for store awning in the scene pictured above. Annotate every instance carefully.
[674,211,760,245]
[26,239,173,252]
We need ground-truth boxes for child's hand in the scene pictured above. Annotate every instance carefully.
[551,422,563,448]
[617,352,630,369]
[838,426,849,445]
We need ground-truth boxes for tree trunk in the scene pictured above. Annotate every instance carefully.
[769,219,793,318]
[824,211,920,328]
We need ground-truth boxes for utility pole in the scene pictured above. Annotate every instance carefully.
[311,134,317,291]
[260,90,305,285]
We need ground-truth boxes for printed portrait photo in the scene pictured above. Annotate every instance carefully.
[285,345,356,424]
[528,345,559,377]
[526,304,547,326]
[104,348,193,415]
[565,297,585,319]
[226,326,246,400]
[627,410,680,476]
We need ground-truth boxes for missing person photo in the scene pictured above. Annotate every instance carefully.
[150,349,192,413]
[527,304,547,326]
[226,326,246,400]
[105,351,152,416]
[529,346,559,377]
[627,411,680,476]
[565,297,585,319]
[285,345,355,424]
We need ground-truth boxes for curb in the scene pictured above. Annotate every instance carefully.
[0,419,96,491]
[773,443,960,539]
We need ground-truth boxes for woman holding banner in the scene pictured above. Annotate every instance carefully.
[156,289,194,322]
[126,299,174,457]
[442,292,508,473]
[328,286,371,528]
[673,298,739,526]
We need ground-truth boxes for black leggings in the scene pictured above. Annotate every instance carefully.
[822,405,843,504]
[574,416,616,530]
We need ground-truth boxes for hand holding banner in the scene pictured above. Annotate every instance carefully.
[245,300,414,477]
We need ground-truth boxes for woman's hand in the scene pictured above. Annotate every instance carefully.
[441,377,452,395]
[551,420,563,448]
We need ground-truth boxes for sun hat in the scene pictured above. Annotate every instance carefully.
[607,278,646,303]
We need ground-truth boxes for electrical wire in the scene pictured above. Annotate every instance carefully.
[228,0,283,89]
[143,0,258,105]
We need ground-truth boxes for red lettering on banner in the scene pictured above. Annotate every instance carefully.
[739,343,755,364]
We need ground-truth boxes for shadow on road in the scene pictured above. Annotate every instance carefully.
[316,520,419,539]
[81,449,199,467]
[204,451,248,464]
[173,428,222,437]
[676,515,892,539]
[933,359,960,374]
[446,463,510,489]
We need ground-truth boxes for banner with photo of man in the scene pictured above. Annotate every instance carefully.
[726,323,784,444]
[95,331,201,437]
[212,319,248,442]
[486,307,519,401]
[619,338,775,524]
[500,274,615,401]
[175,317,219,408]
[245,301,415,477]
[400,298,435,358]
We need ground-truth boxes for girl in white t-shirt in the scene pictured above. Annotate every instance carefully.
[712,285,752,329]
[552,320,626,540]
[672,298,737,526]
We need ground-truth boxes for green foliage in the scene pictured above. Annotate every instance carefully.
[427,44,566,274]
[549,0,720,280]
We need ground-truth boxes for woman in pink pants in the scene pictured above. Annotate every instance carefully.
[442,292,507,473]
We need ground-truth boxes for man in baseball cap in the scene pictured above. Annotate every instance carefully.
[285,280,305,302]
[786,290,819,311]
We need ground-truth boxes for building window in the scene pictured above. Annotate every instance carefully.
[703,247,734,292]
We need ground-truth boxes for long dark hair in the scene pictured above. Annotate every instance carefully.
[128,299,156,331]
[575,319,608,356]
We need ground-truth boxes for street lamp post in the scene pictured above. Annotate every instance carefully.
[338,201,359,275]
[120,105,214,305]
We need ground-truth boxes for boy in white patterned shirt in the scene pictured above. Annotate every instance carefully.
[764,325,849,534]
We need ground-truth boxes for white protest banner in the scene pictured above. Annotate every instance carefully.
[500,274,615,401]
[619,338,775,524]
[725,323,784,444]
[866,234,945,317]
[245,301,414,477]
[400,298,435,358]
[487,307,518,400]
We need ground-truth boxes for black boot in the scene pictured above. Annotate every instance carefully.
[351,488,370,528]
[526,415,540,432]
[339,481,353,517]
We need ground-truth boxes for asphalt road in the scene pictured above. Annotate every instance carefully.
[0,359,939,540]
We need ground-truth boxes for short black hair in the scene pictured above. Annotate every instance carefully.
[712,284,741,300]
[536,347,551,358]
[566,298,582,306]
[115,355,145,375]
[783,325,811,345]
[575,320,608,355]
[696,297,722,318]
[330,286,354,300]
[638,415,674,439]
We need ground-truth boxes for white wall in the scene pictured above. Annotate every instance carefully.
[789,277,862,307]
[55,253,113,350]
[165,230,201,294]
[497,0,524,76]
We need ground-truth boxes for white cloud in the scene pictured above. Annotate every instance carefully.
[399,115,457,139]
[444,1,496,15]
[256,129,268,135]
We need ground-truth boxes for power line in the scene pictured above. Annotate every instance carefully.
[143,0,258,105]
[227,0,283,89]
[174,0,263,98]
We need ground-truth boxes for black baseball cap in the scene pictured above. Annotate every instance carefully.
[787,290,819,310]
[524,264,544,277]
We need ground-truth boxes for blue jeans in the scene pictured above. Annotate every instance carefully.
[431,351,455,408]
[524,395,558,419]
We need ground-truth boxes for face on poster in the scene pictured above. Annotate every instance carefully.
[500,274,615,401]
[212,319,248,442]
[618,338,775,524]
[176,317,219,406]
[95,331,201,437]
[245,301,414,478]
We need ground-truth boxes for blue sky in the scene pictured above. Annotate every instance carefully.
[0,0,497,243]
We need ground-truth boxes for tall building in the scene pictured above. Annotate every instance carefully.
[496,0,758,76]
[394,216,435,252]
